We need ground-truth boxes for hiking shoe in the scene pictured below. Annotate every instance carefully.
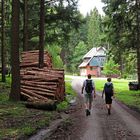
[89,109,92,115]
[86,109,88,116]
[88,110,91,115]
[86,109,90,116]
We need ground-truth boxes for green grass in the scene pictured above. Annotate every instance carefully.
[21,126,36,136]
[94,78,130,92]
[0,128,19,139]
[56,100,68,111]
[0,105,25,117]
[93,78,140,110]
[0,101,54,139]
[65,76,140,111]
[65,81,76,96]
[0,75,11,86]
[56,77,76,111]
[0,79,55,139]
[0,76,76,138]
[93,79,106,91]
[65,76,73,81]
[0,75,139,138]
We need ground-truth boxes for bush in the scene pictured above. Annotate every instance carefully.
[56,101,68,111]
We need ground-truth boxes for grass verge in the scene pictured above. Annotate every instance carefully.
[93,78,140,111]
[0,80,57,139]
[57,77,76,111]
[0,76,76,139]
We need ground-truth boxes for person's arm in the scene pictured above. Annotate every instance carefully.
[81,81,85,94]
[92,81,96,98]
[102,84,105,98]
[112,83,115,98]
[102,89,104,98]
[93,87,96,98]
[81,85,84,94]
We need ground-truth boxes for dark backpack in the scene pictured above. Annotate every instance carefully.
[85,79,93,93]
[104,83,113,96]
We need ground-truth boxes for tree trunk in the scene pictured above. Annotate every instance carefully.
[1,0,6,82]
[39,0,45,68]
[23,0,28,51]
[137,47,140,89]
[136,0,140,89]
[9,0,20,101]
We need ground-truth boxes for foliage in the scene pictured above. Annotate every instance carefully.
[116,91,140,110]
[20,125,36,136]
[0,0,82,77]
[65,8,106,73]
[121,52,137,79]
[87,8,104,49]
[103,58,120,76]
[64,17,87,72]
[0,94,54,139]
[56,100,68,111]
[65,79,76,97]
[0,75,56,138]
[101,0,140,84]
[45,45,63,68]
[71,41,87,73]
[57,77,76,111]
[21,0,82,49]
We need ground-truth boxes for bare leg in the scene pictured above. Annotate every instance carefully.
[85,103,90,116]
[109,104,112,113]
[84,103,88,110]
[89,101,92,110]
[89,95,93,111]
[106,104,109,109]
[109,104,111,109]
[106,104,111,115]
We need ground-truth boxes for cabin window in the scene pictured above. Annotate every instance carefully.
[81,68,86,73]
[90,67,96,70]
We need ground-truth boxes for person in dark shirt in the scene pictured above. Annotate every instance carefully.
[102,77,115,115]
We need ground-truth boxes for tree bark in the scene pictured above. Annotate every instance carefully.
[137,47,140,88]
[9,0,20,101]
[1,0,6,82]
[23,0,28,51]
[39,0,45,68]
[136,0,140,88]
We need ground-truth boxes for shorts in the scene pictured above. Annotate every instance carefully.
[84,93,93,104]
[105,96,112,104]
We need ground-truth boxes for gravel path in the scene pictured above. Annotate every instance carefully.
[71,77,140,140]
[47,77,140,140]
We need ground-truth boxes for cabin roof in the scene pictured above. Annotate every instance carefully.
[79,47,106,68]
[83,47,106,59]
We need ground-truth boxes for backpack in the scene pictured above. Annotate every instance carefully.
[85,79,93,93]
[104,83,113,96]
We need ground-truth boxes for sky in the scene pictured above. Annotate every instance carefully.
[78,0,105,16]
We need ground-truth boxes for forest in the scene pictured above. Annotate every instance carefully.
[0,0,140,139]
[0,0,140,101]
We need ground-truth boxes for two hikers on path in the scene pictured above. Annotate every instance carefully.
[81,74,114,116]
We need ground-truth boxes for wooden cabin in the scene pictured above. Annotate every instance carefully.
[79,47,106,77]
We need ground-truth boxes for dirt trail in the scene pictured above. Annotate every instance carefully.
[47,77,140,140]
[71,77,140,140]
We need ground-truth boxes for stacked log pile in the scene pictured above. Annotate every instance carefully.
[20,50,65,103]
[20,50,53,68]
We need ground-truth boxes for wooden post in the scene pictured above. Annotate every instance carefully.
[39,0,45,68]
